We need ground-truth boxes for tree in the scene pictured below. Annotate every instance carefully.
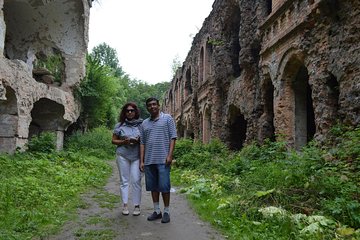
[125,79,170,118]
[75,42,171,130]
[90,42,125,77]
[76,55,125,130]
[171,54,182,77]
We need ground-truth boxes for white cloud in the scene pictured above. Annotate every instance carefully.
[88,0,214,84]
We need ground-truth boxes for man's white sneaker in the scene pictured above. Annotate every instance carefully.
[133,206,141,216]
[122,206,129,215]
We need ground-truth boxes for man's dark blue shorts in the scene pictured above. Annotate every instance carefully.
[144,164,171,192]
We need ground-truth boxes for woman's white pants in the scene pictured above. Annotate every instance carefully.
[116,155,142,206]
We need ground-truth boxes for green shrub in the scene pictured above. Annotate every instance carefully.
[27,132,56,153]
[65,126,114,159]
[173,138,194,159]
[34,52,64,84]
[172,126,360,239]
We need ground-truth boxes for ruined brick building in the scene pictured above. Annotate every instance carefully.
[163,0,360,150]
[0,0,91,153]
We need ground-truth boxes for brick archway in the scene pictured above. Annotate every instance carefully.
[277,54,315,149]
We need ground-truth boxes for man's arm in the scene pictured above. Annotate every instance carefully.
[140,144,145,172]
[165,139,176,165]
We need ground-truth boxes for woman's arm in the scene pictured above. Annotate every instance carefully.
[112,133,130,145]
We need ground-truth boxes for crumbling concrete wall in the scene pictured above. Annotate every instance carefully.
[0,0,91,153]
[163,0,360,150]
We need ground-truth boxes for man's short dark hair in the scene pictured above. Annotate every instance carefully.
[146,97,159,106]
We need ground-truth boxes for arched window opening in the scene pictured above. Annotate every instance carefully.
[177,121,185,138]
[263,76,275,141]
[185,68,192,96]
[205,41,213,82]
[30,98,67,150]
[169,91,174,114]
[0,87,18,153]
[203,107,211,143]
[199,112,203,141]
[177,79,182,107]
[266,0,272,15]
[228,105,247,150]
[199,47,205,83]
[185,118,194,139]
[174,80,179,111]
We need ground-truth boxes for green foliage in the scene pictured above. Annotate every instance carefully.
[123,79,170,119]
[173,138,194,159]
[0,151,111,239]
[34,51,64,84]
[64,126,115,159]
[76,42,171,131]
[174,139,229,171]
[90,42,124,77]
[172,126,360,239]
[76,54,124,129]
[207,38,224,46]
[171,54,182,77]
[0,126,115,239]
[27,131,56,153]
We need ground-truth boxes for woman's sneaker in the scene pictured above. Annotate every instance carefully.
[133,206,141,216]
[122,206,129,215]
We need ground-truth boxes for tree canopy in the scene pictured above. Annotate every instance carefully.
[74,43,170,131]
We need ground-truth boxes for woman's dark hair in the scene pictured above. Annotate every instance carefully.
[118,102,140,124]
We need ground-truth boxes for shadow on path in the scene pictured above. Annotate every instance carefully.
[47,160,225,240]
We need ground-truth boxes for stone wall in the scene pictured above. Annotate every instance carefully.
[0,0,91,153]
[163,0,360,150]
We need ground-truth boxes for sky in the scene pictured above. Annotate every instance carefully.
[88,0,214,85]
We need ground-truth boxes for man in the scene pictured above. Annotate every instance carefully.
[139,97,177,223]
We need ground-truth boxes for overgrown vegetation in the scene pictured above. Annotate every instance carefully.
[0,127,114,239]
[34,51,64,84]
[26,131,57,153]
[74,43,170,131]
[172,126,360,239]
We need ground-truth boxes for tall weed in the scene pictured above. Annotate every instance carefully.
[172,126,360,239]
[65,126,115,159]
[27,131,56,153]
[0,126,115,239]
[0,151,111,239]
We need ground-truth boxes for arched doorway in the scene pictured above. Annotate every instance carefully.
[262,74,275,141]
[228,105,247,150]
[293,66,315,149]
[30,98,69,150]
[185,117,194,139]
[177,120,185,138]
[203,107,211,144]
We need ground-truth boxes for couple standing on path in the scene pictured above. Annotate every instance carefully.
[112,97,177,224]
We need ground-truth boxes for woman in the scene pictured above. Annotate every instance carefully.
[112,102,143,216]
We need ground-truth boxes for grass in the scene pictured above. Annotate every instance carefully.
[1,125,359,239]
[93,189,121,209]
[172,126,360,239]
[74,228,116,240]
[0,127,115,239]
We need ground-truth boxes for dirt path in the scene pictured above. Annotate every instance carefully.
[47,160,225,240]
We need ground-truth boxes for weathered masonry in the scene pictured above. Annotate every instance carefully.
[163,0,360,150]
[0,0,91,153]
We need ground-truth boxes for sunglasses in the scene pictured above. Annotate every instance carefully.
[126,109,135,113]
